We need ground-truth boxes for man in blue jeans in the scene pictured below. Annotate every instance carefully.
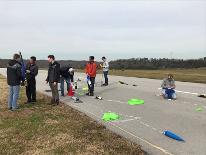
[60,66,74,96]
[7,53,22,111]
[101,56,109,86]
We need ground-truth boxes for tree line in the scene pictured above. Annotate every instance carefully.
[0,58,206,69]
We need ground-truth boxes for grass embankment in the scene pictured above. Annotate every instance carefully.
[77,68,206,84]
[0,75,146,155]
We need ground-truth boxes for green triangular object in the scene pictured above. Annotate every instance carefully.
[102,112,120,121]
[128,99,144,105]
[82,87,88,91]
[196,107,203,112]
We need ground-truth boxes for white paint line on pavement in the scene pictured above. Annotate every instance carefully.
[63,99,173,155]
[107,99,126,104]
[108,122,174,155]
[158,88,199,95]
[113,117,141,123]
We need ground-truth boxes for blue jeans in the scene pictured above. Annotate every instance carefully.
[60,77,71,96]
[8,85,20,110]
[162,88,176,99]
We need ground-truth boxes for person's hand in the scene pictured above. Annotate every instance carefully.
[26,70,30,73]
[53,82,57,86]
[100,64,103,68]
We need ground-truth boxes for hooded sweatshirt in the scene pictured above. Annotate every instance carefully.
[7,60,22,86]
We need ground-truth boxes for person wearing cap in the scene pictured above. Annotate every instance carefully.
[25,56,38,103]
[85,56,97,96]
[161,74,176,99]
[100,56,109,86]
[59,65,74,96]
[46,55,60,105]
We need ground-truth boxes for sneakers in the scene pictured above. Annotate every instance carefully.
[86,92,94,96]
[102,83,108,86]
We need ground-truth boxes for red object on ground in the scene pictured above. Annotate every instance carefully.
[68,85,74,96]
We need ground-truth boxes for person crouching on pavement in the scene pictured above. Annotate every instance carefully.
[46,55,60,105]
[60,65,74,96]
[161,74,177,100]
[25,56,38,103]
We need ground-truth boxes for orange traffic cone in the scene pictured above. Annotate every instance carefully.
[68,84,74,96]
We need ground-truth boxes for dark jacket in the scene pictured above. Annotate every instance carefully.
[46,61,60,83]
[7,60,22,86]
[60,66,74,82]
[26,63,38,81]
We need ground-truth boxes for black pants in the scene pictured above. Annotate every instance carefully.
[88,77,95,94]
[26,78,36,102]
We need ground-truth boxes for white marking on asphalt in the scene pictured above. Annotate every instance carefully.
[152,127,157,131]
[109,122,174,155]
[63,100,173,155]
[158,88,199,95]
[107,99,126,104]
[113,117,140,123]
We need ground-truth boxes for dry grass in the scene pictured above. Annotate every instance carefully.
[77,68,206,84]
[0,75,146,155]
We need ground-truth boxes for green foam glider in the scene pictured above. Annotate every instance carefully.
[102,112,120,121]
[82,87,88,91]
[196,107,203,112]
[128,99,144,105]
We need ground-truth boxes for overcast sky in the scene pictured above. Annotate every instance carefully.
[0,0,205,60]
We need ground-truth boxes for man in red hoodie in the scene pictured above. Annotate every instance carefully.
[85,56,97,96]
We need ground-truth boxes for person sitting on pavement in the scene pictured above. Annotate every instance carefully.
[161,74,177,100]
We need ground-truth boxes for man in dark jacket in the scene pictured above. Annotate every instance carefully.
[25,56,38,103]
[46,55,60,105]
[7,53,22,111]
[60,65,74,96]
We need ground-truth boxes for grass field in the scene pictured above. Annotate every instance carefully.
[0,75,146,155]
[77,68,206,84]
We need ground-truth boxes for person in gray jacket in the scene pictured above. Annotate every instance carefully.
[7,53,22,111]
[46,55,60,105]
[161,74,176,99]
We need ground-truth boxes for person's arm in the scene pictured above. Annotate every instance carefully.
[55,63,60,82]
[170,80,176,89]
[161,79,166,89]
[16,64,22,80]
[30,65,38,77]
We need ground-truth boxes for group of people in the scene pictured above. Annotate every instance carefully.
[6,53,110,110]
[6,53,176,111]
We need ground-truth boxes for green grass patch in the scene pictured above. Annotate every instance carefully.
[0,74,146,155]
